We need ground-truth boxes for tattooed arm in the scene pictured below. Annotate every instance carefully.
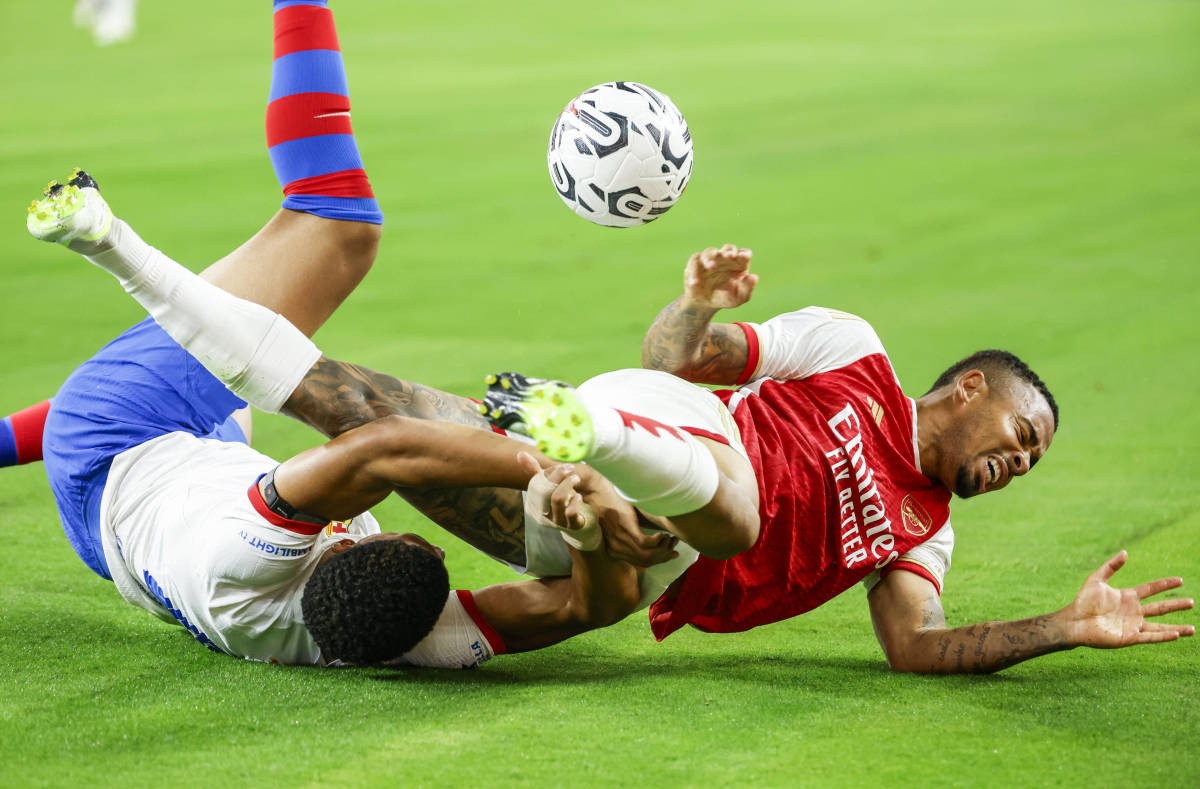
[279,356,532,566]
[640,244,758,385]
[282,356,490,439]
[867,552,1194,674]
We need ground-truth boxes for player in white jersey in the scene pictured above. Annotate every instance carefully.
[15,0,659,668]
[27,169,653,668]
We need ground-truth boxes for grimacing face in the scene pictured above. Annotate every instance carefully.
[943,375,1056,498]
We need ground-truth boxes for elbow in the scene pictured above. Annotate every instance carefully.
[878,633,936,675]
[883,651,929,674]
[640,347,681,376]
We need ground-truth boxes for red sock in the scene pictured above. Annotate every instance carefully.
[0,399,51,466]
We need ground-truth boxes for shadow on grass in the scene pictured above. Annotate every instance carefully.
[358,650,1090,689]
[9,603,1178,706]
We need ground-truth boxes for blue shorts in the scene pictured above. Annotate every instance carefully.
[43,317,248,579]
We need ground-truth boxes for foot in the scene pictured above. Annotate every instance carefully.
[27,169,113,246]
[90,0,137,47]
[480,372,595,462]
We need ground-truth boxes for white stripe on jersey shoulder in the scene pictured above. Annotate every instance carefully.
[727,307,889,415]
[748,306,886,384]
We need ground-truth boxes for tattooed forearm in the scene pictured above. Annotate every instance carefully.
[641,298,747,384]
[914,615,1071,674]
[281,356,529,562]
[282,357,490,438]
[396,485,526,567]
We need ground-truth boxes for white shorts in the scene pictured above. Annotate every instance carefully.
[522,369,746,610]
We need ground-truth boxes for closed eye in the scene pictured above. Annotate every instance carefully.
[1021,416,1041,467]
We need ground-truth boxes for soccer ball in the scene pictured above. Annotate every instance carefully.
[547,81,693,227]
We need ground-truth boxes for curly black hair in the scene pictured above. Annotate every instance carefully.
[926,349,1059,429]
[301,540,450,665]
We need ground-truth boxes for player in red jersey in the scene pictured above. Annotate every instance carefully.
[480,244,1193,673]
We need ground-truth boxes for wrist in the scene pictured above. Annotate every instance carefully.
[678,295,722,316]
[1051,606,1082,649]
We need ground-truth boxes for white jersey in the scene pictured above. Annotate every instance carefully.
[98,431,499,668]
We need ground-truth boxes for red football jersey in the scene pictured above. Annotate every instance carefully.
[648,307,952,640]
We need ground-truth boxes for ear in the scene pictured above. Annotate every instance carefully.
[955,369,988,405]
[329,539,356,555]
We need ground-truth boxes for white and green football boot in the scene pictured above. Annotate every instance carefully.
[480,372,595,462]
[26,169,113,247]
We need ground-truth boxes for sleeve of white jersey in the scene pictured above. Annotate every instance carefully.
[206,519,325,587]
[861,521,955,596]
[734,306,887,384]
[207,500,380,588]
[391,590,507,669]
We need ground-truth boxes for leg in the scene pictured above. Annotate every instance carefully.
[40,0,385,340]
[32,185,530,565]
[482,369,761,560]
[205,0,383,336]
[200,209,379,338]
[0,400,52,467]
[230,406,254,445]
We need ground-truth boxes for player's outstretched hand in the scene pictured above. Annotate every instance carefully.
[682,244,758,311]
[1065,551,1194,649]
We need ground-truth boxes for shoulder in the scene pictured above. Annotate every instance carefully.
[389,590,506,669]
[739,306,887,383]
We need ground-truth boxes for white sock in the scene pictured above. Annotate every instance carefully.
[580,396,720,518]
[81,218,321,414]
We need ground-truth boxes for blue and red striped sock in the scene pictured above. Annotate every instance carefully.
[0,399,51,468]
[266,0,382,224]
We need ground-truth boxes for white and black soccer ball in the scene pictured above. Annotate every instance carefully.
[547,81,693,227]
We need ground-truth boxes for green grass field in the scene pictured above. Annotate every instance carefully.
[1,0,1198,785]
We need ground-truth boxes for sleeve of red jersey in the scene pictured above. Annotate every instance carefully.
[736,306,887,384]
[862,521,955,596]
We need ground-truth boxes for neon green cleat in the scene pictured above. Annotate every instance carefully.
[26,169,112,245]
[481,372,595,462]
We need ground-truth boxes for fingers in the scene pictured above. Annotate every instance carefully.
[1131,625,1194,644]
[1141,596,1194,618]
[697,244,752,272]
[605,527,680,568]
[1090,550,1128,584]
[515,451,543,476]
[548,472,583,528]
[1133,576,1185,600]
[1139,621,1195,636]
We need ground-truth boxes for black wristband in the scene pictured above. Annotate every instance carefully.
[260,468,330,526]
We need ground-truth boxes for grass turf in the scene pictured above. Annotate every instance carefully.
[1,0,1197,786]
